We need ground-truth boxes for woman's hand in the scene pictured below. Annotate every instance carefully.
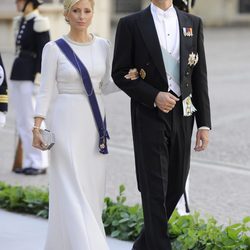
[124,68,139,80]
[32,128,47,151]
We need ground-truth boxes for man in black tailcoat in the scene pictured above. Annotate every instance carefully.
[112,0,211,249]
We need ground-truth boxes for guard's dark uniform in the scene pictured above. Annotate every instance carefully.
[10,11,50,81]
[0,54,8,113]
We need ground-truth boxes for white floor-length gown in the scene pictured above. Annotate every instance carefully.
[35,35,117,250]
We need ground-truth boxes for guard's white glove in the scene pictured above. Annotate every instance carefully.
[33,73,41,96]
[0,65,4,86]
[0,112,6,128]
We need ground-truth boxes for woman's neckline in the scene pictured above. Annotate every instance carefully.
[63,34,95,46]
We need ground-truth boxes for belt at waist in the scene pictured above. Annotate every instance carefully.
[58,89,102,95]
[17,50,37,59]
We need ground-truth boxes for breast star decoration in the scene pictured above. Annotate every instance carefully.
[188,52,199,67]
[139,68,146,79]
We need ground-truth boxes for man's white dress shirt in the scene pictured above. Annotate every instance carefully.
[151,3,181,97]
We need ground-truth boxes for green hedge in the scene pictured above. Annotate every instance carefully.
[0,181,48,218]
[0,182,250,249]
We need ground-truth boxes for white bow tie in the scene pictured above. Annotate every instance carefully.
[156,8,175,21]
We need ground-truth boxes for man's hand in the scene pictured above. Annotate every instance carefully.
[194,129,209,152]
[155,91,179,113]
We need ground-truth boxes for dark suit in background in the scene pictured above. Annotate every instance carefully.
[112,4,211,250]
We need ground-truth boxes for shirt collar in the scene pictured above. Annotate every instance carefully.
[151,3,176,21]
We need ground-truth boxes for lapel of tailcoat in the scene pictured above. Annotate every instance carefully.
[137,6,167,83]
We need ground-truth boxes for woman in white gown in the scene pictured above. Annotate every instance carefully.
[32,0,136,249]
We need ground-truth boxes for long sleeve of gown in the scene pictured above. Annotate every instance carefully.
[100,40,120,95]
[35,42,58,119]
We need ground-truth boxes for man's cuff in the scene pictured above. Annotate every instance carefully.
[198,126,210,130]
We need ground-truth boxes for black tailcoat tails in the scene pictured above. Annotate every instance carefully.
[112,6,211,250]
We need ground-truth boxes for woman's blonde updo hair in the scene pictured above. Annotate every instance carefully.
[63,0,95,13]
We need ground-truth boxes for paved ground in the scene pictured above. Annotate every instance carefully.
[0,27,250,248]
[0,210,133,250]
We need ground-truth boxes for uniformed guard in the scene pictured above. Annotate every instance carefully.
[10,0,50,175]
[173,0,196,13]
[0,54,8,128]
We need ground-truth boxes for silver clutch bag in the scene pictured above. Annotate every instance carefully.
[40,129,55,150]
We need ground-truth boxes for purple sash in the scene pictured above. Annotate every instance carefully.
[55,38,109,154]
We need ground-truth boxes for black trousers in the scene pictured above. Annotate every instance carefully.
[132,100,194,250]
